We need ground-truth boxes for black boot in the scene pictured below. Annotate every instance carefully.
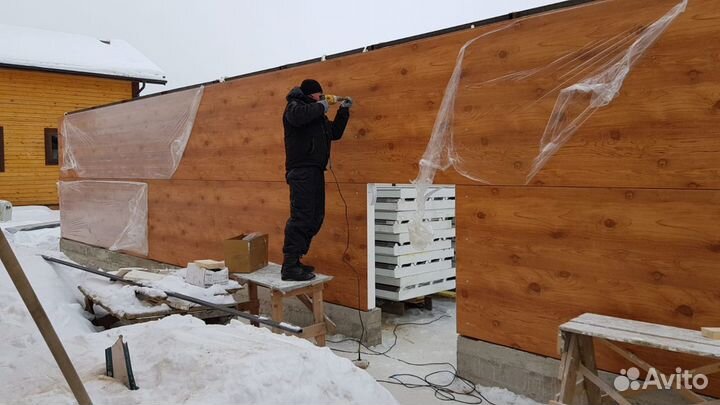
[298,259,315,273]
[281,257,316,281]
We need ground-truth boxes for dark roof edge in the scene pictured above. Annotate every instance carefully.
[66,0,594,116]
[0,62,168,85]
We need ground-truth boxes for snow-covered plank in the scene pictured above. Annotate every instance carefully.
[561,313,720,358]
[232,264,332,293]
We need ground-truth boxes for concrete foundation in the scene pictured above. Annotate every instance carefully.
[60,238,179,271]
[457,335,696,405]
[60,238,382,345]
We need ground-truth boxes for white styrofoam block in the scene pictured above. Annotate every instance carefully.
[375,248,455,266]
[376,267,456,288]
[376,278,456,301]
[375,219,453,234]
[374,258,453,278]
[185,263,229,288]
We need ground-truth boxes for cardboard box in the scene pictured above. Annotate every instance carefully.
[185,262,229,287]
[223,233,268,273]
[194,259,225,270]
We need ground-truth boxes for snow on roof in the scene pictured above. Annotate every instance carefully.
[0,23,166,84]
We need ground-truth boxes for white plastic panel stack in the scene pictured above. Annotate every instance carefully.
[373,185,456,301]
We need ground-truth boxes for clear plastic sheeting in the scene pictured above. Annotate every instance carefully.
[61,86,204,179]
[59,181,149,256]
[409,0,687,249]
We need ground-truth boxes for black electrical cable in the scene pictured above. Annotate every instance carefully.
[327,315,498,405]
[328,164,366,364]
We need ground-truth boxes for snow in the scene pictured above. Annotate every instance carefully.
[0,207,397,405]
[0,23,166,83]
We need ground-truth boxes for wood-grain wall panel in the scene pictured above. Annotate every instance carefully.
[160,0,720,190]
[147,180,369,309]
[456,184,720,394]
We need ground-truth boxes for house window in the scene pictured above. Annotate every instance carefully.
[44,128,59,166]
[0,127,4,172]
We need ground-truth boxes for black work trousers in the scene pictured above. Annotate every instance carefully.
[282,167,325,260]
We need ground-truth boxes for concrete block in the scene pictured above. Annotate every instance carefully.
[60,238,179,272]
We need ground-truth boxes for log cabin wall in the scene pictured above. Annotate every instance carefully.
[61,0,720,385]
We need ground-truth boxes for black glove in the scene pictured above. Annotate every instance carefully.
[340,97,353,109]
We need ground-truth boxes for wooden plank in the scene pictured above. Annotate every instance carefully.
[558,334,580,404]
[270,292,283,334]
[563,314,720,352]
[578,364,632,405]
[312,287,326,346]
[576,335,602,405]
[598,339,707,404]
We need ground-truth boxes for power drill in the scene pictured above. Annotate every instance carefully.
[321,94,350,105]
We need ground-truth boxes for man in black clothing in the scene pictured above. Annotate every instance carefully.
[281,79,352,281]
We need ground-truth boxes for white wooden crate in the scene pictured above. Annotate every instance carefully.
[375,198,455,212]
[375,219,453,234]
[376,186,455,200]
[376,277,456,301]
[371,184,456,302]
[374,208,455,222]
[375,247,455,265]
[375,239,453,256]
[375,257,454,278]
[376,267,456,288]
[375,228,455,244]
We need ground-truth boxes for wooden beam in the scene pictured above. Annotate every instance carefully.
[578,364,632,405]
[0,230,93,405]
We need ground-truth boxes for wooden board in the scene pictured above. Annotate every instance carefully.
[146,179,369,310]
[562,313,720,359]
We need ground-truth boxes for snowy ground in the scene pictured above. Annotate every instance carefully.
[0,207,396,405]
[1,206,541,405]
[327,300,541,405]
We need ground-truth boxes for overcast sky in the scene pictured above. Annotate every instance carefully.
[2,1,554,94]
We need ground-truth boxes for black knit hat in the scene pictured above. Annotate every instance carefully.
[300,79,323,95]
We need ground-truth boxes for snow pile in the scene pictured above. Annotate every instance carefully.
[0,23,165,83]
[0,208,398,405]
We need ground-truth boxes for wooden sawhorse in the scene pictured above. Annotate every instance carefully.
[232,265,335,346]
[553,313,720,405]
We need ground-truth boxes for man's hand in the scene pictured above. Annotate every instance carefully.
[318,99,329,113]
[340,97,353,109]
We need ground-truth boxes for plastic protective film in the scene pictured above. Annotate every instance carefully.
[409,0,687,248]
[59,181,149,256]
[61,86,204,179]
